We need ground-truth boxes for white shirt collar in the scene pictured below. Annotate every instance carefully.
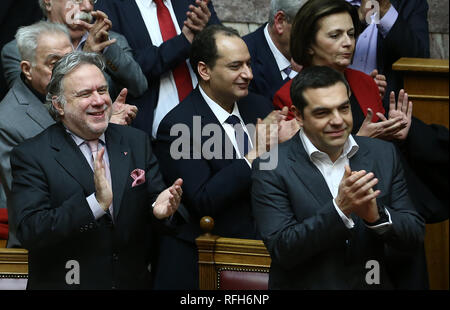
[65,126,106,147]
[199,85,244,125]
[299,129,359,162]
[263,24,292,74]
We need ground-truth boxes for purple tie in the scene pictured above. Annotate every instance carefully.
[87,139,113,218]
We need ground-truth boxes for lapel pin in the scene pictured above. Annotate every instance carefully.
[124,152,128,156]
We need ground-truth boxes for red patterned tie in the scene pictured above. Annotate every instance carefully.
[154,0,193,101]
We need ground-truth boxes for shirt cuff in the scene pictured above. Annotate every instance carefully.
[365,208,392,234]
[378,5,398,37]
[87,193,107,220]
[333,199,355,229]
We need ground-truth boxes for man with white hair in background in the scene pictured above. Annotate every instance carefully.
[0,21,137,248]
[1,0,147,101]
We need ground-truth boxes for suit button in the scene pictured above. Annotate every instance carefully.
[113,253,118,261]
[80,227,84,232]
[89,223,94,229]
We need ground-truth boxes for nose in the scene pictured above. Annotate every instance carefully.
[80,0,94,12]
[342,33,353,47]
[91,91,105,106]
[329,110,344,126]
[241,63,253,81]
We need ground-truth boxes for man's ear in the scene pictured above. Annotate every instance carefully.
[197,61,211,82]
[20,61,33,82]
[290,105,303,126]
[273,11,288,35]
[52,97,64,117]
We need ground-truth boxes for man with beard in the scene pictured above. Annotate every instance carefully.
[2,0,147,101]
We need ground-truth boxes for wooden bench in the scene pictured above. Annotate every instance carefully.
[196,216,271,290]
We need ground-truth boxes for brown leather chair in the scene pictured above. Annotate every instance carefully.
[196,216,271,290]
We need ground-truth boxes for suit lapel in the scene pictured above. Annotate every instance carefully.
[192,88,237,163]
[254,25,284,89]
[119,0,153,46]
[287,134,334,208]
[172,0,190,30]
[50,124,95,195]
[105,125,131,222]
[14,79,55,130]
[349,138,375,189]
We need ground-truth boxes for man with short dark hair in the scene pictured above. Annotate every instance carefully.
[153,24,295,289]
[10,51,183,289]
[251,65,424,289]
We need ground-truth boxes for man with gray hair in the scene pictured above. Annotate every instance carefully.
[243,0,306,100]
[2,0,147,101]
[9,51,184,289]
[0,21,137,248]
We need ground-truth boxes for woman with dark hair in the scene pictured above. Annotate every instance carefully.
[273,0,411,139]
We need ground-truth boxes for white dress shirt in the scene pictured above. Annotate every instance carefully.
[299,129,392,231]
[263,24,298,80]
[199,86,253,167]
[135,0,198,138]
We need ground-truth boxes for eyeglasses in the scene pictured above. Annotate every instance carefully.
[70,0,98,5]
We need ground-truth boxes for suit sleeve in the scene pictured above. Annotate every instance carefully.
[10,144,96,251]
[103,32,148,98]
[97,0,220,81]
[155,120,252,219]
[251,160,351,270]
[1,40,21,89]
[376,141,425,249]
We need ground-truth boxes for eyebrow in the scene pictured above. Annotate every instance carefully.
[45,53,63,62]
[73,85,108,96]
[311,100,350,113]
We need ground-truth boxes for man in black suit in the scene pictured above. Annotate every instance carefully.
[95,0,221,137]
[243,0,305,100]
[154,25,295,289]
[251,66,424,289]
[10,51,183,289]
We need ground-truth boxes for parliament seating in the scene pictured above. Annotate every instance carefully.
[195,216,271,290]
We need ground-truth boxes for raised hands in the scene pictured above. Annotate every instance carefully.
[153,178,183,220]
[77,10,117,53]
[109,88,138,125]
[378,90,413,140]
[335,165,380,223]
[357,107,406,139]
[370,69,387,99]
[182,0,212,42]
[93,147,113,212]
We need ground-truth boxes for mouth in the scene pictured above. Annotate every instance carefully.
[87,110,106,120]
[235,83,249,90]
[325,128,346,137]
[341,53,353,59]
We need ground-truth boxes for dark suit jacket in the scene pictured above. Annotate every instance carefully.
[375,0,430,110]
[95,0,221,136]
[251,134,425,289]
[152,87,273,289]
[10,123,178,289]
[243,23,287,100]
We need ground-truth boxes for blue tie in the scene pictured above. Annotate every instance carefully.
[225,115,250,156]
